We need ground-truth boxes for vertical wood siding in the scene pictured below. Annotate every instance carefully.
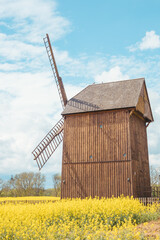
[61,110,133,198]
[129,113,151,197]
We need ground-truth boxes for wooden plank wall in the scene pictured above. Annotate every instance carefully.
[61,109,132,198]
[129,113,151,197]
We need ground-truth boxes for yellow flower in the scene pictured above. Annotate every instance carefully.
[0,196,159,239]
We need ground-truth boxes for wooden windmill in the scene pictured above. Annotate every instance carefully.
[33,34,153,198]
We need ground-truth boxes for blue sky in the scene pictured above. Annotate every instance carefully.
[0,0,160,188]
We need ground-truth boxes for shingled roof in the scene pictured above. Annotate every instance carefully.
[62,78,153,122]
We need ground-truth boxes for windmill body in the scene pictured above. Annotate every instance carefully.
[61,79,153,198]
[33,35,153,198]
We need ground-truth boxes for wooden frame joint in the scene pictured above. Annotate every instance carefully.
[129,109,135,117]
[146,122,151,128]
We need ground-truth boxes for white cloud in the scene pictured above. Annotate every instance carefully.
[0,33,44,61]
[140,31,160,50]
[0,0,71,75]
[0,0,70,43]
[0,63,23,71]
[129,31,160,52]
[149,154,160,166]
[0,70,82,175]
[147,89,160,165]
[94,66,129,83]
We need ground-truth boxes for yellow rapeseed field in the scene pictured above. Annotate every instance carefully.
[0,196,160,239]
[0,196,60,203]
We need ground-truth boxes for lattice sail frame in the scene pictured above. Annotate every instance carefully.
[32,118,64,170]
[32,34,68,170]
[43,34,67,109]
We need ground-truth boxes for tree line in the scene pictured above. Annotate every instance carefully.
[0,172,61,197]
[0,166,159,197]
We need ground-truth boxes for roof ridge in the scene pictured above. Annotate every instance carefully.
[68,78,145,101]
[89,77,145,87]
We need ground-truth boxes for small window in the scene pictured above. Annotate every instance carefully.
[123,153,126,157]
[89,155,93,159]
[100,125,103,128]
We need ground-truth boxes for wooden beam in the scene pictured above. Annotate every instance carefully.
[133,111,145,121]
[64,160,131,164]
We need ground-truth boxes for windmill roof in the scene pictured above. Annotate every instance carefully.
[62,78,153,121]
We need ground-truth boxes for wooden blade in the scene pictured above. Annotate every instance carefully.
[32,118,64,170]
[43,34,67,109]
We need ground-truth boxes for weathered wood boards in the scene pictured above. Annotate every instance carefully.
[61,108,151,198]
[130,113,151,197]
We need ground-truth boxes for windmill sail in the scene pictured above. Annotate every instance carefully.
[43,34,67,109]
[32,34,67,170]
[32,118,64,170]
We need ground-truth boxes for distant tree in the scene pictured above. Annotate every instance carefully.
[0,178,2,188]
[53,174,61,197]
[33,173,46,195]
[1,181,13,197]
[43,188,55,196]
[12,172,33,196]
[0,178,3,196]
[3,172,46,197]
[150,166,160,186]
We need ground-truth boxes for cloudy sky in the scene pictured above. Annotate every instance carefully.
[0,0,160,187]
